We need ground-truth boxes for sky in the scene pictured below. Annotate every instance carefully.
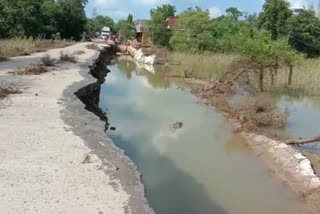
[85,0,319,20]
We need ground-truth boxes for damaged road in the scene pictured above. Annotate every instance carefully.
[0,43,153,214]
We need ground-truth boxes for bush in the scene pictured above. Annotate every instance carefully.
[41,54,56,66]
[59,51,77,63]
[9,64,49,75]
[0,83,21,99]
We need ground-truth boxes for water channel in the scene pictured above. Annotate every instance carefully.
[98,59,306,214]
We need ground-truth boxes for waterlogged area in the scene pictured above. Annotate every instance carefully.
[99,59,305,214]
[277,96,320,153]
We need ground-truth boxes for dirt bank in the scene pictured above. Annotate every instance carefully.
[0,43,153,214]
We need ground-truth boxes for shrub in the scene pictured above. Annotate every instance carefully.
[9,64,49,75]
[0,83,21,99]
[41,54,56,66]
[59,51,77,63]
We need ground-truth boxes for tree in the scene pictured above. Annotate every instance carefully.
[115,14,135,40]
[170,8,215,52]
[213,17,300,91]
[150,4,176,17]
[56,0,88,40]
[287,9,320,57]
[40,0,59,37]
[258,0,293,40]
[226,7,243,20]
[147,4,176,47]
[147,11,170,46]
[0,0,87,39]
[127,14,133,24]
[1,0,46,37]
[95,15,114,30]
[0,0,8,38]
[246,13,258,25]
[86,15,114,36]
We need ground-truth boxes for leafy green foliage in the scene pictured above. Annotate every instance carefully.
[225,7,243,20]
[127,14,133,23]
[40,0,60,36]
[165,5,301,91]
[150,4,176,17]
[86,15,114,36]
[56,0,87,40]
[1,0,45,37]
[287,9,320,57]
[0,0,87,40]
[147,4,176,47]
[115,14,135,40]
[170,8,215,52]
[257,0,292,40]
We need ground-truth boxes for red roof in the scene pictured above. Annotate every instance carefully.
[165,16,178,29]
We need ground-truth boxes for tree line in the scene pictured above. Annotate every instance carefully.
[148,1,320,58]
[0,0,88,40]
[0,0,135,41]
[146,1,320,91]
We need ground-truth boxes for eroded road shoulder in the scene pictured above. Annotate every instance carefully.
[0,43,151,214]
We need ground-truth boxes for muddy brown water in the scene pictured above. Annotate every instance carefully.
[98,59,307,214]
[254,93,320,153]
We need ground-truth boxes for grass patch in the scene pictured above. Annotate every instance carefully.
[59,51,77,63]
[255,58,320,96]
[9,64,48,75]
[0,83,21,99]
[86,43,99,50]
[0,38,74,59]
[167,52,320,96]
[166,52,237,80]
[41,54,56,66]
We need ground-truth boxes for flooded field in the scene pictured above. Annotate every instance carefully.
[277,96,320,153]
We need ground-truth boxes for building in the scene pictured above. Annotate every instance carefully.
[133,17,178,44]
[134,20,149,44]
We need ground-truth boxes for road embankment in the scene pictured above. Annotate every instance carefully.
[0,42,153,214]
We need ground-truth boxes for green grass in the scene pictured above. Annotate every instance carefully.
[162,52,320,96]
[0,38,75,60]
[265,59,320,96]
[166,52,237,80]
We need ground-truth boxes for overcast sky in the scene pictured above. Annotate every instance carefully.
[85,0,318,20]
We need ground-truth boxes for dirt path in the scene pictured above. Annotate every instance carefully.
[0,43,152,214]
